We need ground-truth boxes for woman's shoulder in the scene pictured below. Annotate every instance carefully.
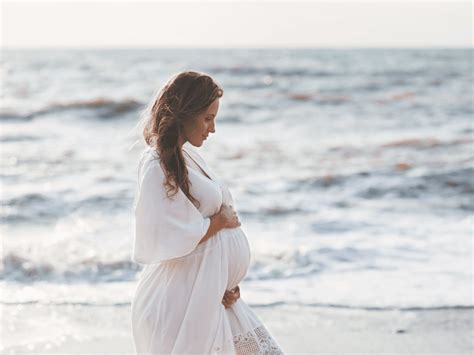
[138,144,210,179]
[138,147,164,179]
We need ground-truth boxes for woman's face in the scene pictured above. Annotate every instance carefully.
[183,98,219,147]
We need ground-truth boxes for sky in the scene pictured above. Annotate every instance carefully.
[1,1,472,48]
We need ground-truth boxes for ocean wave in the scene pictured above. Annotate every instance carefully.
[287,92,351,104]
[371,69,430,78]
[0,134,41,142]
[1,245,380,283]
[1,193,69,223]
[74,191,134,211]
[380,137,473,149]
[210,65,336,78]
[246,245,403,281]
[1,252,141,283]
[4,193,51,207]
[1,191,133,224]
[238,206,308,217]
[0,111,34,121]
[356,167,474,201]
[0,97,144,121]
[235,162,473,217]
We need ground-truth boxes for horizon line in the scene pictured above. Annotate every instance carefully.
[2,45,473,50]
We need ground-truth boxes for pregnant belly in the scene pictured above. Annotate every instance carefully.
[133,226,252,305]
[217,227,251,290]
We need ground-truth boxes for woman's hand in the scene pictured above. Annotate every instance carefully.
[217,204,241,229]
[200,204,240,244]
[222,285,240,309]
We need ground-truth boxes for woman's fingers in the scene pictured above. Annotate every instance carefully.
[227,289,240,301]
[223,291,239,303]
[233,287,240,300]
[222,286,241,308]
[222,295,236,308]
[220,203,241,228]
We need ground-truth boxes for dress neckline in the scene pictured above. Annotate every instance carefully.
[182,148,215,183]
[146,145,217,184]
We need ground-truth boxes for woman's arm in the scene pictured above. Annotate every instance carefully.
[199,214,225,244]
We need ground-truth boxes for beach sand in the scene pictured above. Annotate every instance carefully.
[2,303,472,354]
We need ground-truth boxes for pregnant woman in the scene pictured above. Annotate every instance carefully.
[131,71,284,354]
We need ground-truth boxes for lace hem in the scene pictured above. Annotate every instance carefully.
[232,325,284,355]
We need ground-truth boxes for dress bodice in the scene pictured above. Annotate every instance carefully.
[143,143,235,219]
[182,146,223,218]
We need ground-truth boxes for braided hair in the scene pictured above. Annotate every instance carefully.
[143,71,223,207]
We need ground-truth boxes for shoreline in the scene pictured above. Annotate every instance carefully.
[2,303,472,354]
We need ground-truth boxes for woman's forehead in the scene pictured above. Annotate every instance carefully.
[207,98,219,114]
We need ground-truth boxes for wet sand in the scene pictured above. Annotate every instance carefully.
[2,303,472,354]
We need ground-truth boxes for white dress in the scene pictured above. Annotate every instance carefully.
[130,143,284,355]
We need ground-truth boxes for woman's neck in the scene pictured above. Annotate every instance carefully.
[178,135,187,148]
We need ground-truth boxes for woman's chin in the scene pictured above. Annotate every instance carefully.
[188,140,204,148]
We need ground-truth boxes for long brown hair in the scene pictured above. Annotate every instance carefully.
[143,71,223,206]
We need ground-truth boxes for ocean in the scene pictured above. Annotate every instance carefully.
[1,48,472,348]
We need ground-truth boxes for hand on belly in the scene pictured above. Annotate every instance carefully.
[221,285,240,308]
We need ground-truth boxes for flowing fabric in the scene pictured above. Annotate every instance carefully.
[131,143,284,354]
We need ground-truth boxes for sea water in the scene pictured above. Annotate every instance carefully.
[1,49,472,347]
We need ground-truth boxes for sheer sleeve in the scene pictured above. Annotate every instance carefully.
[132,157,211,264]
